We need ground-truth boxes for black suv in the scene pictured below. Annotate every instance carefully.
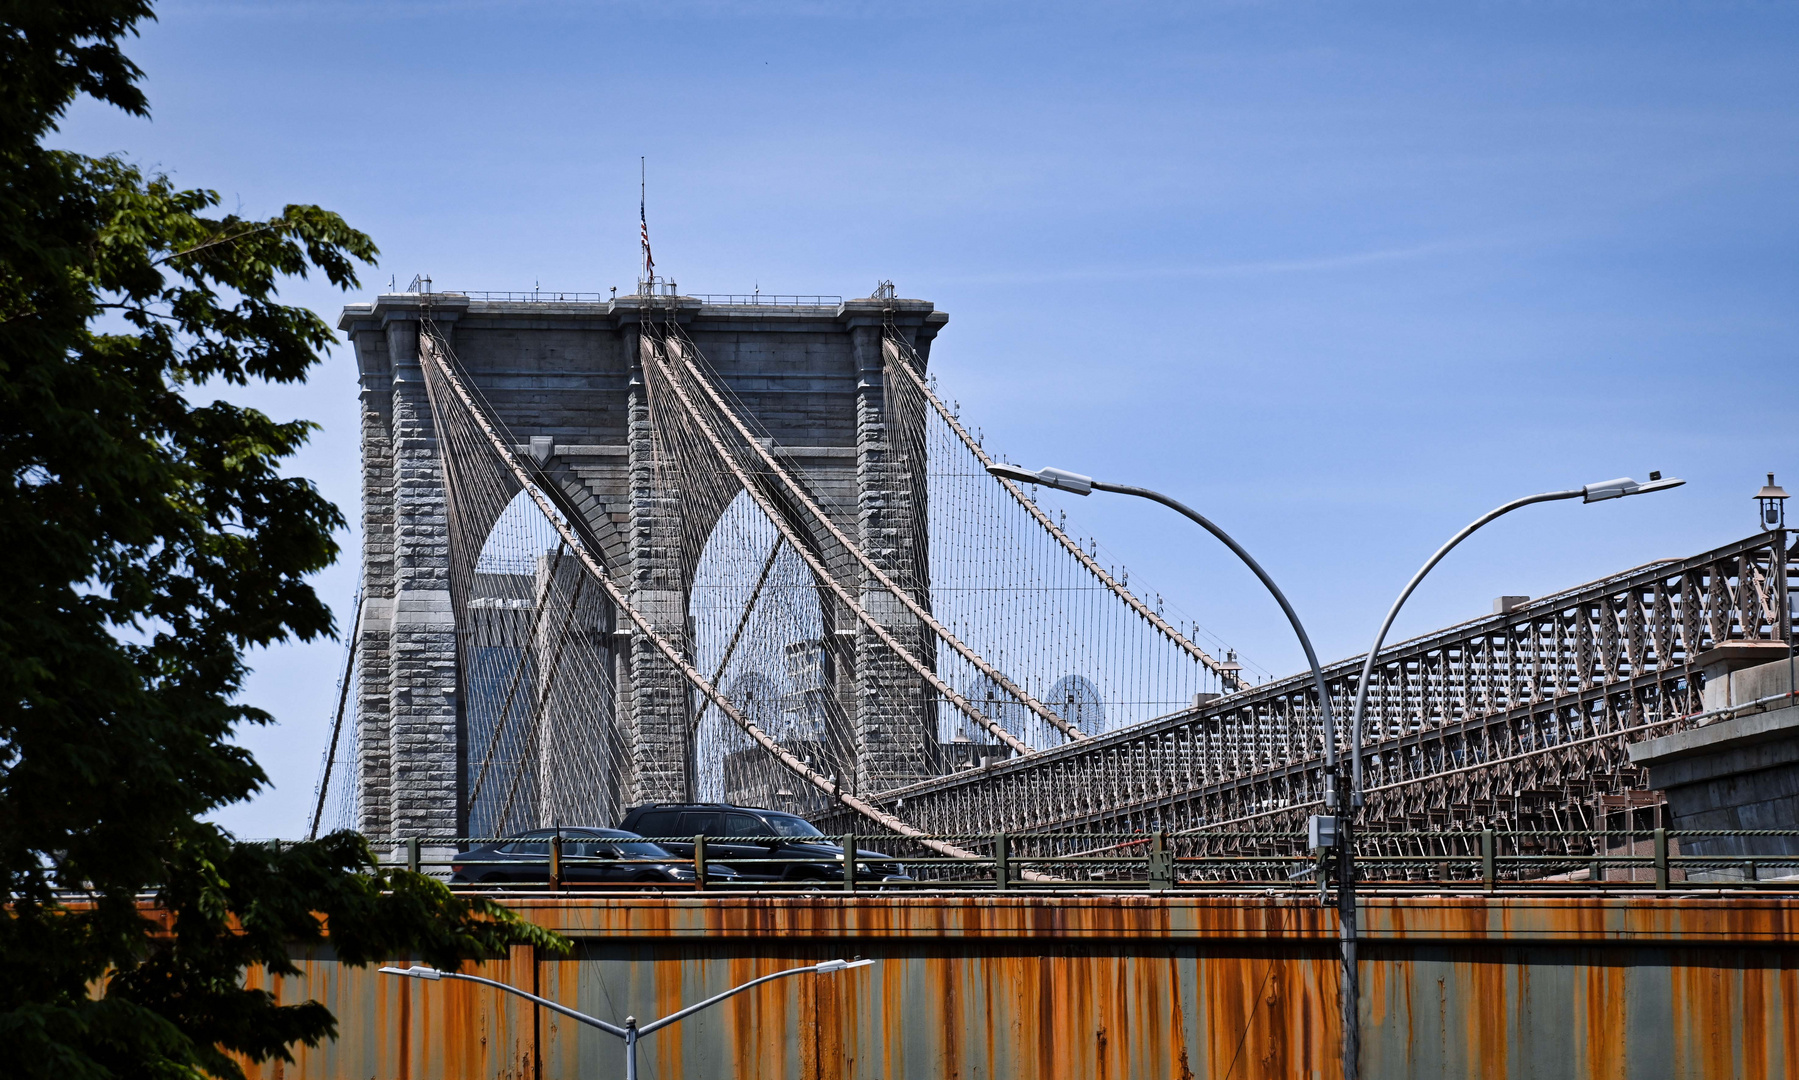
[449,827,739,886]
[617,804,910,884]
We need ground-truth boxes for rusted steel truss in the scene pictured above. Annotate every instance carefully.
[821,532,1793,841]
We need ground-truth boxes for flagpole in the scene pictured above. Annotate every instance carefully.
[639,156,654,292]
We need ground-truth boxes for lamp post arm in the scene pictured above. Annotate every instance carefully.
[1089,480,1339,776]
[1346,488,1582,800]
[637,967,817,1036]
[437,972,629,1038]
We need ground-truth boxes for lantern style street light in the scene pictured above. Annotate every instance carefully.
[380,958,875,1080]
[1756,473,1788,531]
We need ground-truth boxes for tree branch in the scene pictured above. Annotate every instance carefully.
[153,221,284,268]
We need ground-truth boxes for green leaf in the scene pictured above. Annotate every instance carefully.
[0,6,565,1077]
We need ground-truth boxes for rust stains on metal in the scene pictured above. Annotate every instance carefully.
[463,890,1799,948]
[234,893,1799,1079]
[1579,955,1627,1078]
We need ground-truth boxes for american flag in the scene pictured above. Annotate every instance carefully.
[640,197,655,277]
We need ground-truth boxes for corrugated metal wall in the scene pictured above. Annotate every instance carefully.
[244,894,1799,1079]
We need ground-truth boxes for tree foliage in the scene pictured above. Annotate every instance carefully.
[0,5,565,1077]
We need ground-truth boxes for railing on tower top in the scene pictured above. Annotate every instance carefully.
[443,290,847,306]
[690,294,845,306]
[457,290,609,302]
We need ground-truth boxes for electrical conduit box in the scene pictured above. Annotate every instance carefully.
[1308,815,1338,852]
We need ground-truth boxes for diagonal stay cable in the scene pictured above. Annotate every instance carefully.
[416,322,998,866]
[666,323,1082,741]
[495,569,587,834]
[466,543,569,812]
[691,534,785,739]
[644,329,1033,757]
[308,591,363,840]
[883,329,1247,692]
[661,328,1083,744]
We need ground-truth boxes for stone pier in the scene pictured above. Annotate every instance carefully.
[340,292,948,836]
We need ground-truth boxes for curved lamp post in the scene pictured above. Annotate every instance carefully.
[986,462,1682,1080]
[381,958,875,1080]
[1344,473,1685,806]
[985,464,1343,796]
[984,461,1356,1076]
[1333,472,1680,1077]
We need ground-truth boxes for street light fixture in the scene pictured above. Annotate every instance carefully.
[1755,473,1788,531]
[985,460,1682,1080]
[379,958,876,1080]
[1336,471,1680,1078]
[984,460,1355,1075]
[986,460,1340,790]
[1344,473,1684,805]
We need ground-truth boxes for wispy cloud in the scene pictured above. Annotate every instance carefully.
[935,239,1471,287]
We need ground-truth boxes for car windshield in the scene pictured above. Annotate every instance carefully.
[762,813,824,838]
[612,841,671,858]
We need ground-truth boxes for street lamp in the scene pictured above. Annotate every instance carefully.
[986,462,1342,790]
[1335,470,1680,1077]
[380,957,876,1080]
[985,460,1355,1075]
[1344,472,1685,810]
[1755,473,1788,531]
[986,461,1683,1080]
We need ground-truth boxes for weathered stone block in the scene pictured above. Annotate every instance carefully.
[342,293,946,827]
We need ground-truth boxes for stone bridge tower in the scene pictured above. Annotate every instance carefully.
[340,292,947,839]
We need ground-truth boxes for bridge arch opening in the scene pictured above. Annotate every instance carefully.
[688,490,854,814]
[461,489,623,837]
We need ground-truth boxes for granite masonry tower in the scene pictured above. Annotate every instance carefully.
[340,291,947,839]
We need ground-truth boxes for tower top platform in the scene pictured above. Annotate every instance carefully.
[340,290,946,334]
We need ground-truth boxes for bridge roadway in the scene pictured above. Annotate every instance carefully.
[834,531,1793,843]
[242,888,1799,1079]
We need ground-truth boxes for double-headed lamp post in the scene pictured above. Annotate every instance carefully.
[985,461,1355,1075]
[380,957,876,1080]
[986,461,1682,1080]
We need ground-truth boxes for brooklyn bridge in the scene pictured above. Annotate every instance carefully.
[256,285,1799,1079]
[316,285,1793,854]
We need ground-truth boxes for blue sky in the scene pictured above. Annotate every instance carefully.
[54,1,1799,837]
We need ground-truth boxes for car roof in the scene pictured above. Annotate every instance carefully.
[629,803,774,814]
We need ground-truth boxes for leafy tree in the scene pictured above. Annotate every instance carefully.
[0,5,566,1077]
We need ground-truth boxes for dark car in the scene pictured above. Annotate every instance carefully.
[617,804,911,884]
[449,827,737,886]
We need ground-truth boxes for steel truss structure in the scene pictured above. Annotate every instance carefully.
[324,287,1791,851]
[821,533,1793,840]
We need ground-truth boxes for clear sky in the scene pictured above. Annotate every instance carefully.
[53,0,1799,838]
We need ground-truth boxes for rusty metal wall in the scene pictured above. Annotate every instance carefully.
[244,894,1799,1079]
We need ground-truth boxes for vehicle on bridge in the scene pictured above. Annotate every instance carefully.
[618,803,911,884]
[449,827,734,886]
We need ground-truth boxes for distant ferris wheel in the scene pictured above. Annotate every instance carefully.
[1047,675,1106,737]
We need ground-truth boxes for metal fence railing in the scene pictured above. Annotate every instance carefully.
[349,829,1799,896]
[686,294,843,306]
[444,291,847,306]
[457,291,609,302]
